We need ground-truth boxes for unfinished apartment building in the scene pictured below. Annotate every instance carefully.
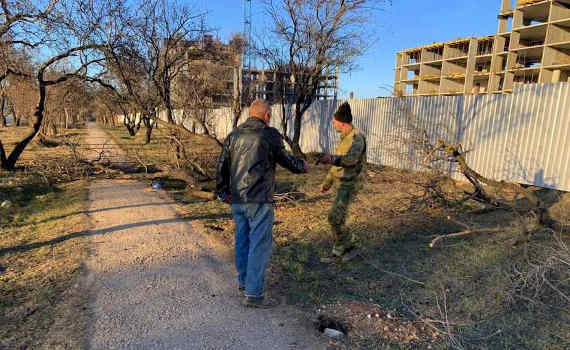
[394,0,570,96]
[172,34,240,107]
[174,34,338,106]
[243,68,338,104]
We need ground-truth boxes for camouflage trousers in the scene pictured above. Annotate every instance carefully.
[328,183,359,256]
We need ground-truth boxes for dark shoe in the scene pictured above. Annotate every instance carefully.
[238,285,245,294]
[321,247,359,263]
[341,247,361,262]
[241,296,280,308]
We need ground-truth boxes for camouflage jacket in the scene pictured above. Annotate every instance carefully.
[321,127,367,190]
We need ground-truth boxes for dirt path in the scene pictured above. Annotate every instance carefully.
[81,123,326,349]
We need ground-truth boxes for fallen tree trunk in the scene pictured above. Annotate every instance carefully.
[426,141,569,248]
[437,140,566,231]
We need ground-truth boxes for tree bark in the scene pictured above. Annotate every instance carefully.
[232,65,242,129]
[124,114,141,136]
[291,104,306,156]
[64,107,70,129]
[232,102,241,129]
[0,140,6,166]
[1,82,47,170]
[143,116,154,144]
[0,98,6,127]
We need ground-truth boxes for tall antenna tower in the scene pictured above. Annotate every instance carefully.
[242,0,253,104]
[243,0,253,71]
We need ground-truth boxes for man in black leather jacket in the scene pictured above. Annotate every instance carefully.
[216,99,309,308]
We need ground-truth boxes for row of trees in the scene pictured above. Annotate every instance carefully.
[0,0,383,170]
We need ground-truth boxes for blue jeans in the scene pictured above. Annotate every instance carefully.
[231,203,274,298]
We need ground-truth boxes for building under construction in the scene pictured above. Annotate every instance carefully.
[394,0,570,96]
[242,67,338,104]
[173,33,338,108]
[239,0,337,104]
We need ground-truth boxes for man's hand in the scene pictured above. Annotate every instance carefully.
[319,153,332,165]
[303,160,312,172]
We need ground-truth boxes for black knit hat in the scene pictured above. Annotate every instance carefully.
[334,102,352,123]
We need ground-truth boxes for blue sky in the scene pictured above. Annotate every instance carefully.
[200,0,505,98]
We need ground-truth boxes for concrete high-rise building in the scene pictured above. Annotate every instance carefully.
[394,0,570,96]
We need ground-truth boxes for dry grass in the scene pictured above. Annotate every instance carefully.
[0,126,91,349]
[104,124,570,349]
[103,124,220,181]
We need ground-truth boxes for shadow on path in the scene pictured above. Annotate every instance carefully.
[0,212,235,257]
[0,218,187,257]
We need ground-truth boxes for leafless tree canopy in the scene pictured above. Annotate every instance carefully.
[0,0,124,169]
[258,0,383,154]
[101,0,205,144]
[0,0,383,167]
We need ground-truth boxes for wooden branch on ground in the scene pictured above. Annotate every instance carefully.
[437,140,569,231]
[274,191,304,202]
[429,216,504,248]
[132,152,150,173]
[429,227,504,248]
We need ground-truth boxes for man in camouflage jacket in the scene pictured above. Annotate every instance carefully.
[319,102,367,263]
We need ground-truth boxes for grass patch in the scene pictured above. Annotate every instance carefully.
[105,123,570,349]
[0,126,91,349]
[103,124,219,181]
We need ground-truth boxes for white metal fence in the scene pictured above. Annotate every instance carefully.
[162,82,570,192]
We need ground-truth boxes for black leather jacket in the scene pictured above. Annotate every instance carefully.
[216,117,306,203]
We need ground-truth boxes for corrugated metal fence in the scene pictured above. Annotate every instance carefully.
[163,82,570,191]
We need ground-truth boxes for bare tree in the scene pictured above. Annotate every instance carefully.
[2,50,35,127]
[102,0,204,144]
[172,35,240,146]
[0,102,5,127]
[90,86,125,128]
[259,0,383,155]
[385,98,568,248]
[0,0,124,170]
[6,76,35,127]
[0,78,9,127]
[176,61,226,145]
[37,75,89,139]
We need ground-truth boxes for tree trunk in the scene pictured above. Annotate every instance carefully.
[1,82,47,170]
[232,102,241,129]
[124,114,141,136]
[193,110,223,147]
[64,108,70,129]
[0,98,6,127]
[232,65,241,129]
[143,117,154,144]
[0,140,7,166]
[291,106,304,156]
[126,125,137,136]
[166,107,174,124]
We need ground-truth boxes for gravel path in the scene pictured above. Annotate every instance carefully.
[82,124,326,349]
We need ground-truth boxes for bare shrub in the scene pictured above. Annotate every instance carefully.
[509,233,570,308]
